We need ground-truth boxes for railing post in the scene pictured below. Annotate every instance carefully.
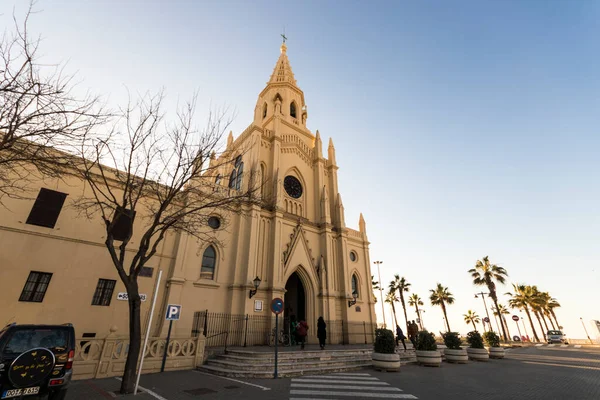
[244,314,249,347]
[203,309,208,337]
[364,321,367,344]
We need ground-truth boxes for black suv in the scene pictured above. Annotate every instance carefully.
[0,323,75,399]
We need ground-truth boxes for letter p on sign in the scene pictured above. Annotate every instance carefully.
[166,304,181,320]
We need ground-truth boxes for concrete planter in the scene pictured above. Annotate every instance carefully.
[489,347,505,359]
[437,344,447,361]
[372,352,401,372]
[444,348,468,364]
[415,350,442,367]
[467,347,489,361]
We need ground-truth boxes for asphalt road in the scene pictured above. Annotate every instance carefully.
[66,346,600,400]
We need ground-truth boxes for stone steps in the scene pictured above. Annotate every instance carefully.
[198,348,417,378]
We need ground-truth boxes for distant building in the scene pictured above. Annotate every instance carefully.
[0,42,377,343]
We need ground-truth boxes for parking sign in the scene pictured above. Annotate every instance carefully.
[166,304,181,320]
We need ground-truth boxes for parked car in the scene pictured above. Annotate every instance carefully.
[547,330,568,344]
[0,323,75,399]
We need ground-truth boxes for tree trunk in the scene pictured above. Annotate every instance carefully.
[491,297,508,341]
[541,313,550,332]
[472,321,477,331]
[441,302,451,332]
[399,291,409,331]
[503,316,511,340]
[550,310,560,329]
[547,314,556,330]
[390,301,399,328]
[120,280,142,394]
[534,311,546,342]
[524,307,540,342]
[414,305,423,330]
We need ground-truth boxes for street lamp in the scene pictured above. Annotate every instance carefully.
[249,276,261,299]
[580,317,593,345]
[374,261,386,328]
[348,291,358,308]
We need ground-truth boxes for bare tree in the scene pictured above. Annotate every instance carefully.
[75,92,261,393]
[0,2,104,202]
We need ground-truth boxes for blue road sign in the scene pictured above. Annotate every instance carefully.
[271,298,284,315]
[166,304,181,320]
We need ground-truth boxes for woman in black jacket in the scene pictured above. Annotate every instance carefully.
[317,316,327,350]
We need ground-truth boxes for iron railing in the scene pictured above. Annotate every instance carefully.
[191,310,377,348]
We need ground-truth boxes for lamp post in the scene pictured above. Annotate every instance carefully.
[249,276,261,299]
[519,309,529,341]
[581,317,593,344]
[374,261,386,328]
[474,292,493,332]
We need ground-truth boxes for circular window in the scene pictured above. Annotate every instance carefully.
[283,176,303,198]
[208,216,221,229]
[349,251,357,262]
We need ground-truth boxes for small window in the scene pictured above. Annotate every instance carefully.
[19,271,53,302]
[290,102,297,118]
[200,245,216,280]
[208,216,221,229]
[351,274,359,298]
[263,103,268,119]
[111,208,136,241]
[139,266,154,278]
[229,170,237,189]
[235,161,243,190]
[26,188,68,229]
[91,279,117,306]
[229,156,243,190]
[215,174,221,186]
[349,251,357,262]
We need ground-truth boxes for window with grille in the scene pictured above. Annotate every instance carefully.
[91,279,117,306]
[139,266,153,278]
[19,271,53,302]
[26,188,68,229]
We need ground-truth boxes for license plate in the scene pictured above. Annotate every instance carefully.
[2,387,40,398]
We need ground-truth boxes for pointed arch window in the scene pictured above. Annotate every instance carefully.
[262,103,268,119]
[290,102,297,119]
[352,274,359,298]
[200,245,217,280]
[215,174,221,186]
[229,156,243,190]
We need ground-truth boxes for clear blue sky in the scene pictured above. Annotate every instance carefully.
[3,0,598,339]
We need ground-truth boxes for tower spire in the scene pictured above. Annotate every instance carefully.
[269,38,297,86]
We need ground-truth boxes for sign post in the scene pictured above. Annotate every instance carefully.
[161,304,181,372]
[512,315,522,340]
[270,298,284,379]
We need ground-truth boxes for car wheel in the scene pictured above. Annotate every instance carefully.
[48,389,68,400]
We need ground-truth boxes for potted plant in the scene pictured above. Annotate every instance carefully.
[415,330,441,367]
[442,332,468,364]
[483,331,504,359]
[372,329,400,371]
[466,330,489,361]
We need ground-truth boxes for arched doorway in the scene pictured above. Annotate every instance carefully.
[284,272,306,322]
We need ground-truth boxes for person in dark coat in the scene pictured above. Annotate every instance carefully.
[396,325,407,351]
[317,317,327,350]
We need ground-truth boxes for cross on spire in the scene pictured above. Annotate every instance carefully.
[281,32,287,44]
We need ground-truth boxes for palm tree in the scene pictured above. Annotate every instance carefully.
[391,275,411,331]
[494,304,511,340]
[536,291,555,329]
[385,287,400,328]
[408,293,424,330]
[547,297,561,329]
[463,310,480,331]
[469,256,509,341]
[506,284,540,342]
[429,283,454,332]
[371,275,379,303]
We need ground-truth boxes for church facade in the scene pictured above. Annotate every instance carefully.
[0,43,376,344]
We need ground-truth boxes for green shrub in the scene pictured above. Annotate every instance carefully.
[442,332,462,350]
[373,328,396,354]
[483,331,500,347]
[466,330,484,349]
[415,330,437,351]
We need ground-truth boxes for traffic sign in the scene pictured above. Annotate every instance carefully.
[483,317,490,323]
[512,315,520,322]
[271,298,284,315]
[166,304,181,320]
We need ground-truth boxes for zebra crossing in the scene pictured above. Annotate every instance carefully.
[289,372,418,399]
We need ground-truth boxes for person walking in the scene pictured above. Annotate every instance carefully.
[297,319,309,350]
[396,325,407,351]
[408,320,418,347]
[290,315,298,346]
[317,317,327,350]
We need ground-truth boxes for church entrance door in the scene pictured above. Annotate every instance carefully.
[284,272,306,329]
